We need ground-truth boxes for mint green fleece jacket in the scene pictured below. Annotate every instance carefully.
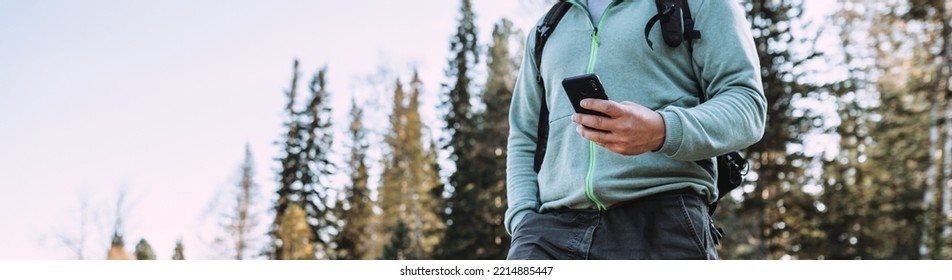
[505,0,766,234]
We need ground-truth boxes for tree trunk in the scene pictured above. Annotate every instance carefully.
[923,75,939,260]
[940,1,952,259]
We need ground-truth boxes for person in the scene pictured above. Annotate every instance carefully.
[505,0,766,260]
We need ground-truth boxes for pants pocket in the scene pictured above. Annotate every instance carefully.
[676,194,708,258]
[620,192,708,259]
[674,193,720,259]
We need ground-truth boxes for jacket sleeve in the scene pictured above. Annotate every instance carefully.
[655,0,767,161]
[505,31,544,235]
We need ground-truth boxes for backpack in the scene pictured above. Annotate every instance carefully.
[530,0,750,219]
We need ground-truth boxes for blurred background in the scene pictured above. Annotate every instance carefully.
[0,0,949,260]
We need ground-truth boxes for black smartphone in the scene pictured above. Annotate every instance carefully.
[562,73,610,118]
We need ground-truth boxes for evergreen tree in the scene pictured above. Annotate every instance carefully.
[334,100,374,260]
[172,239,185,260]
[299,66,336,258]
[134,239,156,260]
[270,59,305,259]
[440,19,516,259]
[106,190,132,260]
[789,1,877,259]
[216,144,260,260]
[717,0,825,259]
[409,74,447,259]
[378,73,445,260]
[437,0,484,260]
[270,61,336,259]
[275,203,317,260]
[939,1,952,259]
[106,231,131,260]
[809,1,914,260]
[378,79,410,257]
[381,219,416,260]
[826,0,951,259]
[903,0,952,260]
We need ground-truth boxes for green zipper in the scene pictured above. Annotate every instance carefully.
[570,0,615,211]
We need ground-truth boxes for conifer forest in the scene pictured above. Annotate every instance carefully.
[63,0,952,260]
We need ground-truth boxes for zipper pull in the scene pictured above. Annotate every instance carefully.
[592,27,600,46]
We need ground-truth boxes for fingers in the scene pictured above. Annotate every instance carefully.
[571,113,610,131]
[572,110,617,148]
[572,100,662,156]
[576,125,615,146]
[580,99,623,118]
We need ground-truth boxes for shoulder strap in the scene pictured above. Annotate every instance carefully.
[644,0,679,50]
[644,0,703,52]
[680,0,702,54]
[535,1,572,69]
[533,1,572,173]
[679,0,705,104]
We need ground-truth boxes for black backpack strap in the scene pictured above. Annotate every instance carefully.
[533,1,572,173]
[680,0,702,56]
[644,0,702,51]
[677,0,705,103]
[644,0,679,50]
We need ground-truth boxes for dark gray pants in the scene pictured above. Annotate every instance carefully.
[507,189,719,260]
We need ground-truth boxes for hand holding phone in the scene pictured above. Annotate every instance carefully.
[562,73,610,118]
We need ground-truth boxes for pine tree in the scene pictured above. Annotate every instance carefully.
[106,190,132,260]
[408,73,447,259]
[334,100,374,260]
[902,0,952,260]
[172,239,185,260]
[440,19,516,259]
[441,0,480,193]
[381,219,416,260]
[717,0,825,259]
[437,0,484,260]
[106,231,131,260]
[805,0,952,260]
[275,204,317,260]
[939,1,952,259]
[216,144,260,260]
[134,239,156,260]
[270,61,336,259]
[299,67,336,258]
[378,79,410,257]
[796,2,877,258]
[235,144,258,260]
[780,2,876,259]
[270,59,305,259]
[867,0,949,259]
[378,73,445,259]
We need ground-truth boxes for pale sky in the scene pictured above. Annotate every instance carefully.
[0,0,835,260]
[0,0,549,260]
